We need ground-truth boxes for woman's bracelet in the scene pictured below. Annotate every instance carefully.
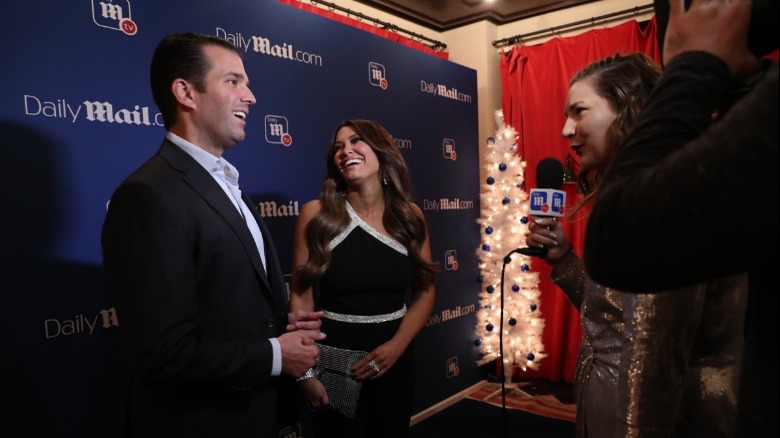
[296,367,319,382]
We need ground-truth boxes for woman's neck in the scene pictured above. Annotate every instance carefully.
[346,190,384,218]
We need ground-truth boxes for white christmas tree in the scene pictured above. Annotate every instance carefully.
[474,110,546,395]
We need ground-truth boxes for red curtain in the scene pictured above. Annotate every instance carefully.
[500,19,660,382]
[276,0,449,60]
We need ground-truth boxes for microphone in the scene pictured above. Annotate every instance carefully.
[513,157,566,258]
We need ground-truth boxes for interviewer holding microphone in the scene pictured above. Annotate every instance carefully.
[526,52,748,437]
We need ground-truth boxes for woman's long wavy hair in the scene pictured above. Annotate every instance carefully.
[567,52,661,220]
[294,119,438,291]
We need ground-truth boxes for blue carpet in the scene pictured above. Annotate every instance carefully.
[409,398,575,438]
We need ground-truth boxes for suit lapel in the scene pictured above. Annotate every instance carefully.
[158,141,275,296]
[242,192,288,312]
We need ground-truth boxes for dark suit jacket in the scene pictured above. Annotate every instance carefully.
[102,140,296,438]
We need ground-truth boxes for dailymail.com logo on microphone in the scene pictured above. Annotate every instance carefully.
[529,188,566,217]
[529,156,567,217]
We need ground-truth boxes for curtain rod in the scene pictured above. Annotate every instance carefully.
[492,3,653,48]
[304,0,447,51]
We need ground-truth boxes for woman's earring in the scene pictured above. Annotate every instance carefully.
[382,176,389,186]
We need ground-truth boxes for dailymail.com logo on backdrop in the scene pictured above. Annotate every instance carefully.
[265,115,293,147]
[45,307,119,340]
[446,357,460,378]
[444,249,459,271]
[92,0,138,36]
[443,138,456,160]
[23,94,163,127]
[368,62,388,90]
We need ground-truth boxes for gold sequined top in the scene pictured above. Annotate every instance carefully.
[552,251,747,437]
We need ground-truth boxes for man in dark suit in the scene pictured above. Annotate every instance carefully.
[101,32,325,438]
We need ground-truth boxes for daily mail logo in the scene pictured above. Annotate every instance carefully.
[45,307,119,339]
[420,80,473,103]
[426,304,476,327]
[444,250,459,271]
[446,357,460,378]
[443,138,457,160]
[24,94,162,126]
[529,189,565,216]
[265,115,293,147]
[368,62,388,89]
[92,0,138,36]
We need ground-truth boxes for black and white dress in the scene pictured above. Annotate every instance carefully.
[311,201,416,438]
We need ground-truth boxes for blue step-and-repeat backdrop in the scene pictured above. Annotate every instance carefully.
[0,1,482,436]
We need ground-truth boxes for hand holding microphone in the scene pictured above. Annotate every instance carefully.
[513,157,570,262]
[525,216,573,265]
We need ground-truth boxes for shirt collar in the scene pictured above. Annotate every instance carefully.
[167,132,239,184]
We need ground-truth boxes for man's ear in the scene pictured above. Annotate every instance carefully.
[171,78,196,110]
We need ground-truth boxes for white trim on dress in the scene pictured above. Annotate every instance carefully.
[328,202,408,256]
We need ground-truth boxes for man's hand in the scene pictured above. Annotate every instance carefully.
[664,0,760,77]
[278,329,326,378]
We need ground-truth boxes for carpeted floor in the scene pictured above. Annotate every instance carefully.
[410,379,576,438]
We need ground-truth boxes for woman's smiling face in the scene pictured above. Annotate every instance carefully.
[332,126,381,185]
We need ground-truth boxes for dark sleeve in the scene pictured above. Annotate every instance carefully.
[584,55,779,292]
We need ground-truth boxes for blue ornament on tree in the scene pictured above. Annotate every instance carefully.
[486,323,494,332]
[526,352,535,361]
[477,274,484,283]
[520,216,529,224]
[474,339,482,347]
[482,244,491,251]
[530,303,537,311]
[521,264,529,272]
[508,317,517,326]
[502,197,510,205]
[485,226,493,234]
[486,285,495,293]
[498,162,507,171]
[503,255,512,264]
[487,176,495,185]
[512,284,520,292]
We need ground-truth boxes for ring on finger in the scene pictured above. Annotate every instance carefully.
[369,360,380,373]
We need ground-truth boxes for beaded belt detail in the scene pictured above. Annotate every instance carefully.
[322,304,407,324]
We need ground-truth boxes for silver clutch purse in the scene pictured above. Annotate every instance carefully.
[314,343,368,419]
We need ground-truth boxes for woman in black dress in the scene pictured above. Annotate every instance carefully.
[290,119,437,437]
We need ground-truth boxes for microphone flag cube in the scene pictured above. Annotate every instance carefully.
[528,188,566,217]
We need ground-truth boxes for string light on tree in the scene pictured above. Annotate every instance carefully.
[474,110,546,392]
